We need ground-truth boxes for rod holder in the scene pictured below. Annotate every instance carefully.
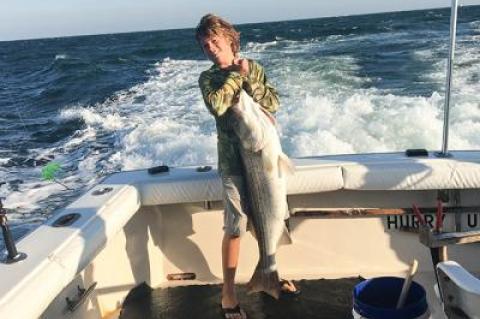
[0,195,27,264]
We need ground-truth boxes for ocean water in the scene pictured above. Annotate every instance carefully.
[1,7,480,250]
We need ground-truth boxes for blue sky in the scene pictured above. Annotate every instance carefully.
[1,0,480,41]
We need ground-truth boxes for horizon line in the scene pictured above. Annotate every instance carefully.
[0,4,475,43]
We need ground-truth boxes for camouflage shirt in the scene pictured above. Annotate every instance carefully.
[199,59,279,176]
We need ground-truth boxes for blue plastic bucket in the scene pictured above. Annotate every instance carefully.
[352,277,429,319]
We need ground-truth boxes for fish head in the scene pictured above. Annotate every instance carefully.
[230,102,265,152]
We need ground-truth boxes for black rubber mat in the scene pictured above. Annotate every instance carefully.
[120,278,363,319]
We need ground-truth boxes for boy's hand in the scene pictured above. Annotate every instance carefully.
[234,58,249,77]
[227,58,249,77]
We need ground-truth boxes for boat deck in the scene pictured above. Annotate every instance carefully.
[119,278,362,319]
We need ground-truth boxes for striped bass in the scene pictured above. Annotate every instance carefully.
[231,90,294,299]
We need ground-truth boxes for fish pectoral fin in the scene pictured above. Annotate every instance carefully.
[277,223,293,246]
[277,152,295,178]
[262,151,274,172]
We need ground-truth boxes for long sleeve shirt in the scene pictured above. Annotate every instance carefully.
[199,59,279,176]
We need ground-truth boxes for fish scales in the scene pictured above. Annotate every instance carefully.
[231,90,294,299]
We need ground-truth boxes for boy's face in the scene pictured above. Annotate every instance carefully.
[200,33,234,68]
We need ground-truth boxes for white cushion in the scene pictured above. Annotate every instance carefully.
[104,159,345,206]
[288,159,344,194]
[341,152,480,190]
[103,151,480,206]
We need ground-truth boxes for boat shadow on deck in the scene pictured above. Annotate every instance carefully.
[119,278,362,319]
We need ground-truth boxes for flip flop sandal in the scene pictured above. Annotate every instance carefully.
[221,304,246,319]
[279,279,301,299]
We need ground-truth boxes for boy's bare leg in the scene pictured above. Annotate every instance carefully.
[222,233,240,307]
[221,233,246,318]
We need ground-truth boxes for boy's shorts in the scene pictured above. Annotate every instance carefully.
[222,175,250,237]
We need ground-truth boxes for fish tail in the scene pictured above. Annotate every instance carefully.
[278,152,295,178]
[246,265,281,299]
